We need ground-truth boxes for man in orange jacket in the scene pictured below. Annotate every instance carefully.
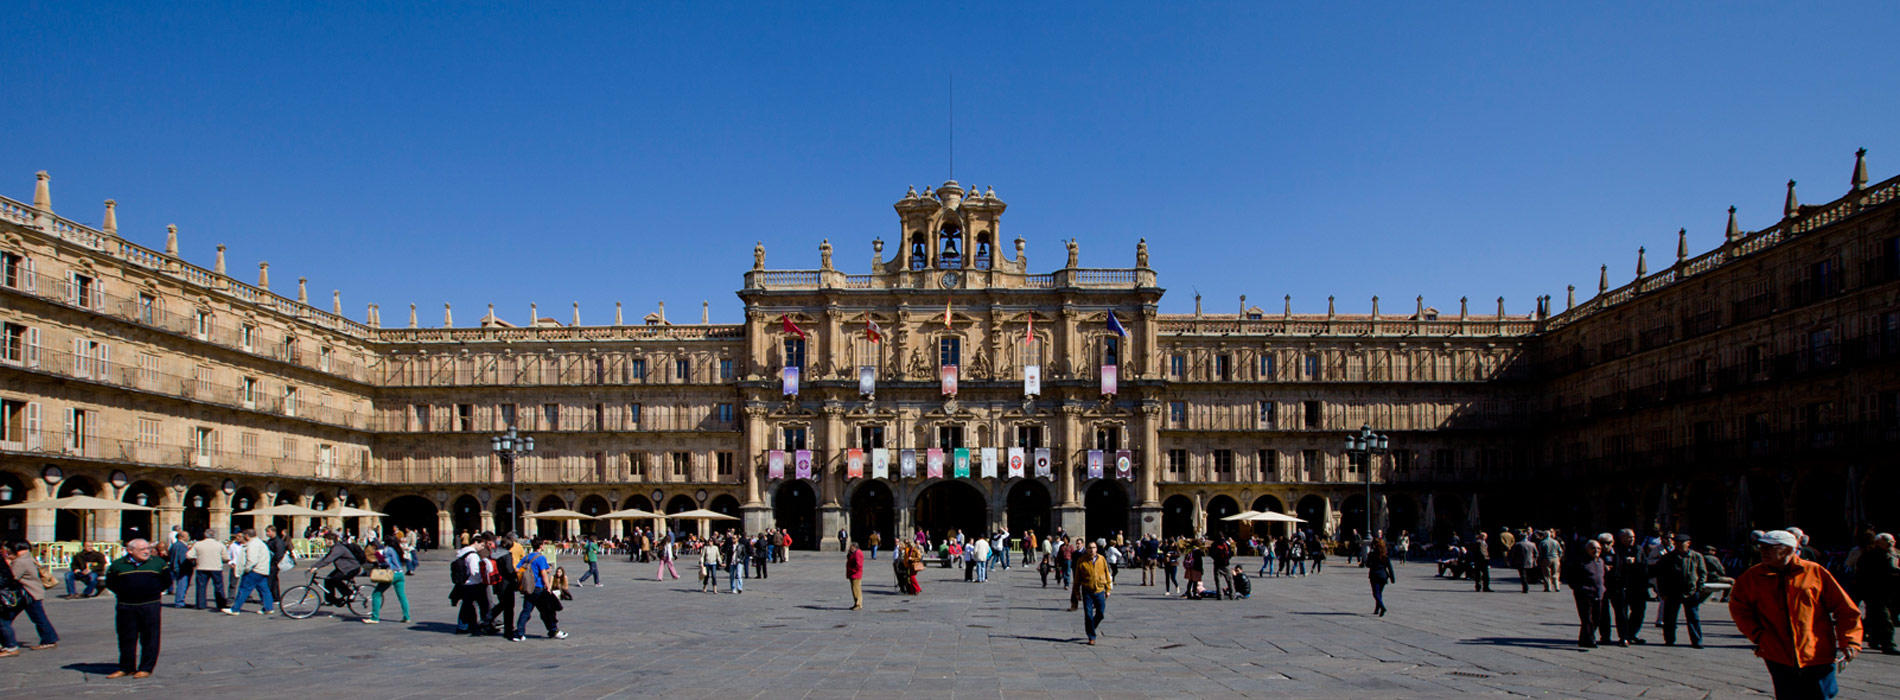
[1729,530,1862,699]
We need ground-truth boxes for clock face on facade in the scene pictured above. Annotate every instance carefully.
[940,271,960,288]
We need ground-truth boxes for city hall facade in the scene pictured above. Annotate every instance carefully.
[3,155,1898,550]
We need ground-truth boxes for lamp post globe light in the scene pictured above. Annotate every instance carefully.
[490,426,534,534]
[1344,424,1389,550]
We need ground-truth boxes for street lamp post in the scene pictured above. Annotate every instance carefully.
[489,426,534,534]
[1345,424,1389,548]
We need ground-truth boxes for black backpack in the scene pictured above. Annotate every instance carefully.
[343,542,367,568]
[450,552,471,585]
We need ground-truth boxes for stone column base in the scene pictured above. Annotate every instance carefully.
[819,505,845,551]
[1056,505,1086,540]
[741,504,773,537]
[1134,504,1162,539]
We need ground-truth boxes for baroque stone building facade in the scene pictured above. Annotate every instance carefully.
[2,155,1896,550]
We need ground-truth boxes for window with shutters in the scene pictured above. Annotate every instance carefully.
[1167,449,1188,475]
[1095,426,1121,451]
[938,424,964,449]
[457,404,474,431]
[282,437,298,460]
[137,417,160,448]
[716,451,734,476]
[70,273,95,308]
[671,452,689,477]
[716,403,734,425]
[628,358,646,381]
[1258,449,1276,478]
[240,432,258,458]
[1303,401,1322,429]
[0,253,21,289]
[782,339,806,370]
[781,426,807,451]
[627,452,646,478]
[319,346,332,372]
[2,399,30,445]
[137,293,157,324]
[193,427,216,467]
[719,358,733,380]
[241,377,258,409]
[1213,449,1233,477]
[1258,401,1276,429]
[1302,449,1322,480]
[1259,353,1276,380]
[499,403,517,429]
[240,324,255,352]
[628,403,641,427]
[138,353,158,386]
[283,386,298,417]
[675,358,691,382]
[1168,401,1186,425]
[63,408,93,455]
[859,425,885,449]
[938,336,960,368]
[1303,353,1320,380]
[318,444,334,478]
[411,404,430,431]
[1101,336,1121,367]
[1,323,23,365]
[542,403,560,431]
[1016,424,1044,449]
[194,310,210,340]
[283,336,298,363]
[1216,354,1231,381]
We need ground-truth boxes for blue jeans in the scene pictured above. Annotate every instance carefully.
[7,599,58,645]
[230,572,275,613]
[869,546,878,559]
[194,570,227,609]
[1291,559,1307,575]
[171,569,191,606]
[1079,591,1107,641]
[577,561,599,585]
[1765,660,1839,699]
[974,560,988,582]
[727,564,743,592]
[1261,555,1275,576]
[65,571,99,597]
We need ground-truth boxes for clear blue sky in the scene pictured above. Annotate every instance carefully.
[8,3,1897,324]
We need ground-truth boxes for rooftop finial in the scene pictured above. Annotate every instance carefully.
[257,262,270,290]
[1784,179,1800,219]
[1194,292,1202,317]
[572,302,580,327]
[166,224,180,257]
[1566,285,1576,310]
[1725,205,1740,242]
[1598,264,1608,294]
[332,290,341,314]
[1371,295,1380,320]
[1496,296,1505,318]
[753,241,765,270]
[614,302,624,326]
[1415,295,1424,319]
[1283,294,1292,319]
[32,171,51,213]
[408,303,418,328]
[1636,246,1647,279]
[297,277,308,303]
[1458,297,1468,321]
[485,303,495,324]
[702,300,710,324]
[1675,228,1687,264]
[1852,147,1869,191]
[368,303,379,327]
[1326,295,1336,319]
[215,244,226,274]
[530,303,538,326]
[102,200,118,236]
[444,303,454,328]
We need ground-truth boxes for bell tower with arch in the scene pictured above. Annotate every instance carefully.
[885,180,1020,275]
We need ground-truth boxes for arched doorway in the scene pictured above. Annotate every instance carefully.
[619,494,656,538]
[229,487,262,533]
[271,490,301,536]
[309,494,332,536]
[54,476,100,541]
[850,481,895,548]
[1296,494,1330,539]
[494,496,523,536]
[1207,495,1241,540]
[1251,494,1292,538]
[120,481,164,542]
[1161,495,1194,540]
[451,496,483,538]
[708,495,742,535]
[534,495,569,541]
[1794,471,1848,547]
[182,484,216,538]
[915,480,988,542]
[1431,494,1465,543]
[1084,480,1129,543]
[383,495,440,546]
[0,472,28,542]
[772,483,817,549]
[1684,481,1726,546]
[1385,494,1419,541]
[577,495,612,538]
[1339,494,1368,543]
[1003,480,1051,541]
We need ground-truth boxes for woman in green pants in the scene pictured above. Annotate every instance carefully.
[365,536,417,624]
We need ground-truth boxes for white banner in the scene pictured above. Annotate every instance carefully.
[1033,448,1052,478]
[941,365,958,396]
[858,366,875,396]
[981,447,998,478]
[872,448,889,479]
[1024,365,1041,396]
[1007,447,1025,478]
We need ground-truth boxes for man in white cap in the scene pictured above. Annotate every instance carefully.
[1729,530,1861,699]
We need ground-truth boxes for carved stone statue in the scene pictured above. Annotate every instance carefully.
[1015,236,1026,265]
[819,238,833,270]
[753,241,766,270]
[1137,238,1149,268]
[970,346,992,380]
[1066,238,1079,268]
[908,346,929,379]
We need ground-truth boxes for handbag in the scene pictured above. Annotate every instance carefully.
[369,568,395,583]
[0,588,24,611]
[37,565,57,590]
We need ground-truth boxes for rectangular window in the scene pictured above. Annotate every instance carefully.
[194,310,210,340]
[71,273,95,308]
[1258,401,1276,429]
[1258,449,1276,478]
[782,339,806,370]
[1258,353,1275,379]
[593,403,605,431]
[782,426,807,451]
[859,425,886,448]
[1,399,32,446]
[241,377,258,408]
[282,336,297,363]
[542,403,560,431]
[1302,449,1321,479]
[1169,401,1186,424]
[1393,449,1416,474]
[281,437,297,460]
[318,444,334,477]
[627,452,646,478]
[938,424,964,449]
[138,293,157,324]
[240,432,259,457]
[283,386,297,417]
[137,418,161,447]
[0,252,20,289]
[193,427,215,466]
[1303,354,1320,379]
[1215,354,1231,381]
[499,403,517,428]
[939,336,961,368]
[628,403,642,427]
[457,404,474,432]
[411,404,429,431]
[1167,448,1188,475]
[675,358,691,382]
[240,324,254,352]
[1809,327,1837,367]
[1,323,23,364]
[719,358,733,380]
[672,452,689,477]
[628,358,647,380]
[1747,344,1770,377]
[1102,336,1121,367]
[1095,426,1121,452]
[1213,449,1233,476]
[1016,425,1044,449]
[1303,400,1321,429]
[716,451,734,476]
[138,353,158,385]
[1433,448,1455,474]
[1169,354,1185,377]
[319,346,332,372]
[715,403,733,424]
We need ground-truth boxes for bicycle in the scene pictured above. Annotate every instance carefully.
[279,570,374,619]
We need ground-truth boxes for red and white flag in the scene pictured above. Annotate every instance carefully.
[865,317,882,344]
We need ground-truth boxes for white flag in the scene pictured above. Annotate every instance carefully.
[872,448,889,479]
[1024,365,1041,396]
[1007,447,1025,478]
[981,447,998,478]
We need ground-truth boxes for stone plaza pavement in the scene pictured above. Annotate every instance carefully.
[1,551,1897,699]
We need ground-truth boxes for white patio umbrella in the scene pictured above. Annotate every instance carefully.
[598,508,664,520]
[1244,511,1306,523]
[528,509,599,520]
[335,506,386,518]
[234,504,329,518]
[1220,510,1263,521]
[3,495,155,543]
[667,508,737,521]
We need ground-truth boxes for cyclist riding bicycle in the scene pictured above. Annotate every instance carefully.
[305,532,362,606]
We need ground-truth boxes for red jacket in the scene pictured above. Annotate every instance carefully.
[1729,557,1863,668]
[845,549,863,580]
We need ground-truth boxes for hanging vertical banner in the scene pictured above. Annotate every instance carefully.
[941,365,958,396]
[1024,365,1041,396]
[953,448,971,478]
[858,366,876,396]
[899,449,917,478]
[794,449,813,480]
[782,366,800,396]
[872,448,890,479]
[1100,364,1118,396]
[926,448,944,478]
[981,447,998,478]
[1033,448,1052,478]
[847,448,864,479]
[1007,447,1026,478]
[1115,449,1133,480]
[768,450,786,480]
[1087,450,1105,479]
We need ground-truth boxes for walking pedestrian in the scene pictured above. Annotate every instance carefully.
[972,535,991,583]
[1539,529,1564,592]
[1069,541,1113,645]
[845,541,864,610]
[484,536,517,639]
[1465,532,1492,592]
[1211,537,1234,599]
[699,538,721,593]
[1858,533,1897,655]
[3,542,58,651]
[724,535,744,594]
[1566,539,1607,648]
[511,537,567,640]
[1510,531,1540,593]
[450,534,492,636]
[364,535,415,624]
[1258,536,1276,577]
[1729,530,1861,699]
[165,531,192,607]
[102,539,167,678]
[187,529,229,611]
[263,526,289,604]
[656,534,680,581]
[1367,539,1395,616]
[1610,528,1650,645]
[222,529,275,616]
[577,538,602,587]
[1657,533,1708,648]
[1162,546,1180,593]
[867,531,881,560]
[752,536,770,580]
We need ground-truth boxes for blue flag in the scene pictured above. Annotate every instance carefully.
[1106,311,1127,337]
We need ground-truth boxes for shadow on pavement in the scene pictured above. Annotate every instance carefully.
[1457,637,1581,649]
[61,662,120,675]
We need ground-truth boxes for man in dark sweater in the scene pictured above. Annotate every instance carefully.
[104,539,170,679]
[1565,539,1608,648]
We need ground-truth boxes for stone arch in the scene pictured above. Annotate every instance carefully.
[229,486,264,533]
[119,480,166,542]
[708,494,742,524]
[1742,473,1784,532]
[1339,493,1369,542]
[577,494,613,538]
[53,474,102,541]
[1384,493,1420,540]
[770,483,817,549]
[1003,479,1051,541]
[849,480,895,547]
[0,470,30,542]
[1161,494,1194,540]
[617,494,657,538]
[1430,493,1465,543]
[1297,494,1332,539]
[1683,480,1727,546]
[1083,479,1130,543]
[451,495,483,537]
[182,483,218,538]
[493,495,524,536]
[533,495,570,541]
[1793,470,1848,546]
[1207,494,1242,540]
[382,495,440,545]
